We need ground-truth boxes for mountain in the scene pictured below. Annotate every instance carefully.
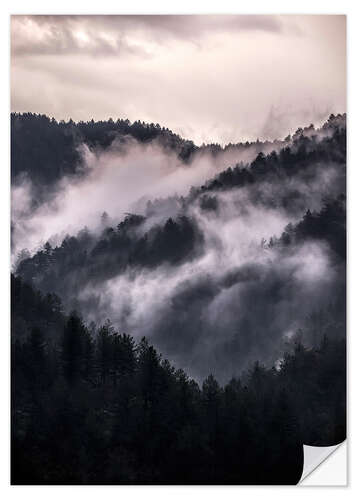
[13,113,346,382]
[11,112,346,484]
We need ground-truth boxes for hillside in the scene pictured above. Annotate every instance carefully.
[14,113,346,382]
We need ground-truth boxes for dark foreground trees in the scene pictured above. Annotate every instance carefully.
[11,277,345,485]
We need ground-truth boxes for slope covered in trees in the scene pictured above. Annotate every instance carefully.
[17,214,204,295]
[12,275,345,484]
[13,113,346,381]
[191,113,346,208]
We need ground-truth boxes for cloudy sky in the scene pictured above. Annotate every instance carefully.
[11,15,346,144]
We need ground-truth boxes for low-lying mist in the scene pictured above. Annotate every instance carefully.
[12,115,346,381]
[11,135,280,261]
[71,189,343,381]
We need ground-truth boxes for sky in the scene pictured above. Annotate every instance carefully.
[11,14,346,145]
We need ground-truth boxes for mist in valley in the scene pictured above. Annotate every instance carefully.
[12,114,346,381]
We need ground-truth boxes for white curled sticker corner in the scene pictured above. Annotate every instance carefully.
[299,441,346,485]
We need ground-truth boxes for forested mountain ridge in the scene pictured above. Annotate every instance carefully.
[198,116,346,195]
[11,112,195,187]
[12,112,344,195]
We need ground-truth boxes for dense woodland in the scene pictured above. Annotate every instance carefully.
[11,112,346,484]
[12,274,345,484]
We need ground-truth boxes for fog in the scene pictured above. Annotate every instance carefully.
[69,183,340,381]
[12,116,346,381]
[11,133,287,261]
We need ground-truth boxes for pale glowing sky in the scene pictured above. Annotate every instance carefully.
[11,15,346,144]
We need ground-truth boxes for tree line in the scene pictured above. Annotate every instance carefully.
[13,111,336,193]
